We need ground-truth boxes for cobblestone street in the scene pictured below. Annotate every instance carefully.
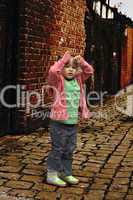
[0,91,133,200]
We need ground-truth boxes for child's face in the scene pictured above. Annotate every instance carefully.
[62,58,79,80]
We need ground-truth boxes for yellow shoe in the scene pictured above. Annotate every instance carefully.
[46,175,67,187]
[61,175,79,185]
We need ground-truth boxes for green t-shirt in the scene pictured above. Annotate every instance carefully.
[61,78,80,124]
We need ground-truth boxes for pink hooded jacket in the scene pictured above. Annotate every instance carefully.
[47,52,94,121]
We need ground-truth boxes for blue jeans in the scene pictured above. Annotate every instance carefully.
[46,120,77,176]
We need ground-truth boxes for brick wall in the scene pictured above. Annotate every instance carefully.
[121,28,133,88]
[16,0,87,132]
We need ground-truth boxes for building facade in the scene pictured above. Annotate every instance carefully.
[0,0,88,133]
[84,0,133,95]
[0,0,133,134]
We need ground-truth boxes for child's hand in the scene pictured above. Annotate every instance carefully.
[62,51,71,64]
[73,55,85,66]
[73,55,82,64]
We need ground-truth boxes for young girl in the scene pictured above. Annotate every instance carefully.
[46,51,94,187]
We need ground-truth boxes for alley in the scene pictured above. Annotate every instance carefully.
[0,91,133,200]
[0,0,133,199]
